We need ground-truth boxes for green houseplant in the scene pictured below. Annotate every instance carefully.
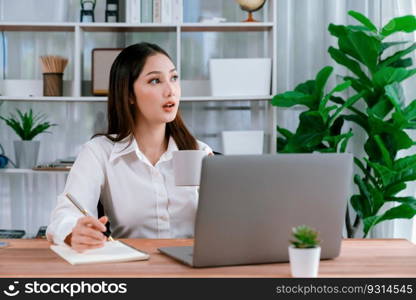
[272,10,416,238]
[288,225,321,277]
[0,108,56,168]
[290,225,320,248]
[272,66,362,154]
[328,11,416,237]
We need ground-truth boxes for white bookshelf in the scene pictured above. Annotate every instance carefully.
[0,95,273,102]
[0,0,278,238]
[0,0,278,148]
[0,168,69,174]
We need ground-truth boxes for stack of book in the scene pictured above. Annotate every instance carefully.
[126,0,182,24]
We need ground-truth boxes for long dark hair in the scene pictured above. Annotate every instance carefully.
[95,42,198,150]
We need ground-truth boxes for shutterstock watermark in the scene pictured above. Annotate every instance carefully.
[2,280,127,297]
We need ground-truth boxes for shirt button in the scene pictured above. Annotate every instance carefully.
[160,215,168,221]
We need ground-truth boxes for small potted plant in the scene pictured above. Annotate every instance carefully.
[0,108,56,168]
[289,225,321,277]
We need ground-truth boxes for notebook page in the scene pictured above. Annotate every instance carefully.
[50,241,150,265]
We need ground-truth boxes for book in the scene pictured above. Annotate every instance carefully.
[130,0,141,23]
[161,0,172,24]
[153,0,161,23]
[50,240,150,265]
[141,0,153,23]
[172,0,182,23]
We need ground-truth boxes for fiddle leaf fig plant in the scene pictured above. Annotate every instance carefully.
[0,108,56,140]
[328,11,416,238]
[272,66,362,154]
[272,11,416,238]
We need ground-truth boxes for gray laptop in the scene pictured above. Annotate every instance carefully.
[158,153,353,268]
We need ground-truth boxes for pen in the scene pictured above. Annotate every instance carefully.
[65,193,114,241]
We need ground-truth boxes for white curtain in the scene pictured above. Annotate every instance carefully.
[276,0,416,240]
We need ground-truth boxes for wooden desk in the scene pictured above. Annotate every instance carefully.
[1,239,415,278]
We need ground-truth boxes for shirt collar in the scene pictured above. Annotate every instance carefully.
[158,136,178,163]
[109,135,139,163]
[109,135,178,164]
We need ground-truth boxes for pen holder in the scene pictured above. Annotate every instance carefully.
[43,72,63,96]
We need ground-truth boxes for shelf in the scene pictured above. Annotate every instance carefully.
[0,22,273,33]
[0,22,77,32]
[0,169,69,174]
[181,95,272,101]
[0,95,273,102]
[180,22,274,32]
[0,96,105,102]
[80,23,177,32]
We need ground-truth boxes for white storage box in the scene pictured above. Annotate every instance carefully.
[209,58,271,97]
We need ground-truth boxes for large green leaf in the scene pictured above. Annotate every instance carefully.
[320,80,352,111]
[384,182,407,197]
[379,43,416,69]
[276,127,294,139]
[367,154,416,187]
[343,114,369,132]
[350,195,367,219]
[385,83,405,112]
[348,10,378,32]
[381,41,411,54]
[374,135,393,167]
[329,91,362,126]
[363,216,380,236]
[338,30,381,73]
[373,67,416,87]
[390,57,413,68]
[364,203,416,235]
[367,96,393,119]
[328,47,372,85]
[354,175,372,211]
[295,80,316,95]
[393,100,416,129]
[381,15,416,38]
[365,159,395,186]
[328,23,348,38]
[291,111,327,148]
[271,91,315,109]
[364,122,413,162]
[385,196,416,204]
[314,66,333,101]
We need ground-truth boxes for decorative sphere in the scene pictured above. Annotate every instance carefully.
[236,0,266,12]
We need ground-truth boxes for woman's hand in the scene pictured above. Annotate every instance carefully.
[65,216,109,252]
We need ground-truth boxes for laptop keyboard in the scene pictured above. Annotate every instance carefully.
[0,230,26,239]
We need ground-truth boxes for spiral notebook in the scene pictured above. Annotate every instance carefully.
[50,241,150,265]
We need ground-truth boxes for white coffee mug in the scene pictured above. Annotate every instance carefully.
[172,150,208,186]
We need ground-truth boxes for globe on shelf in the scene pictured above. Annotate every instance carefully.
[236,0,267,22]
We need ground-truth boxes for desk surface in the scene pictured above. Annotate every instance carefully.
[1,239,415,278]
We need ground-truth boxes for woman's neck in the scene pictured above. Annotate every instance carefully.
[134,122,168,166]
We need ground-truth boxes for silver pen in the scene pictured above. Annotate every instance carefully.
[66,193,114,241]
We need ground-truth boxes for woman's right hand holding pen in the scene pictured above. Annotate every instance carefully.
[65,216,109,252]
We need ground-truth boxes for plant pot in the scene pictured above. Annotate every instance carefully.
[288,245,321,277]
[14,140,40,169]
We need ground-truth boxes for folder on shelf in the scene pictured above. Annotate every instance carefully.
[50,240,150,265]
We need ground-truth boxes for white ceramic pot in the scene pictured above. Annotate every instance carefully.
[14,140,40,169]
[288,245,321,278]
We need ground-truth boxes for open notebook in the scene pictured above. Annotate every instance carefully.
[50,240,150,265]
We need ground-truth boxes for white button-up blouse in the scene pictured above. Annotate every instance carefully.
[46,135,213,245]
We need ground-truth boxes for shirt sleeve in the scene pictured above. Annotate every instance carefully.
[46,142,105,245]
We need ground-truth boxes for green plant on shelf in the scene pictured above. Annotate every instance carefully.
[0,108,57,140]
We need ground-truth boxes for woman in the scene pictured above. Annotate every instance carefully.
[47,42,212,252]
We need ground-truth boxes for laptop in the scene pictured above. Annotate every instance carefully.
[158,153,353,268]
